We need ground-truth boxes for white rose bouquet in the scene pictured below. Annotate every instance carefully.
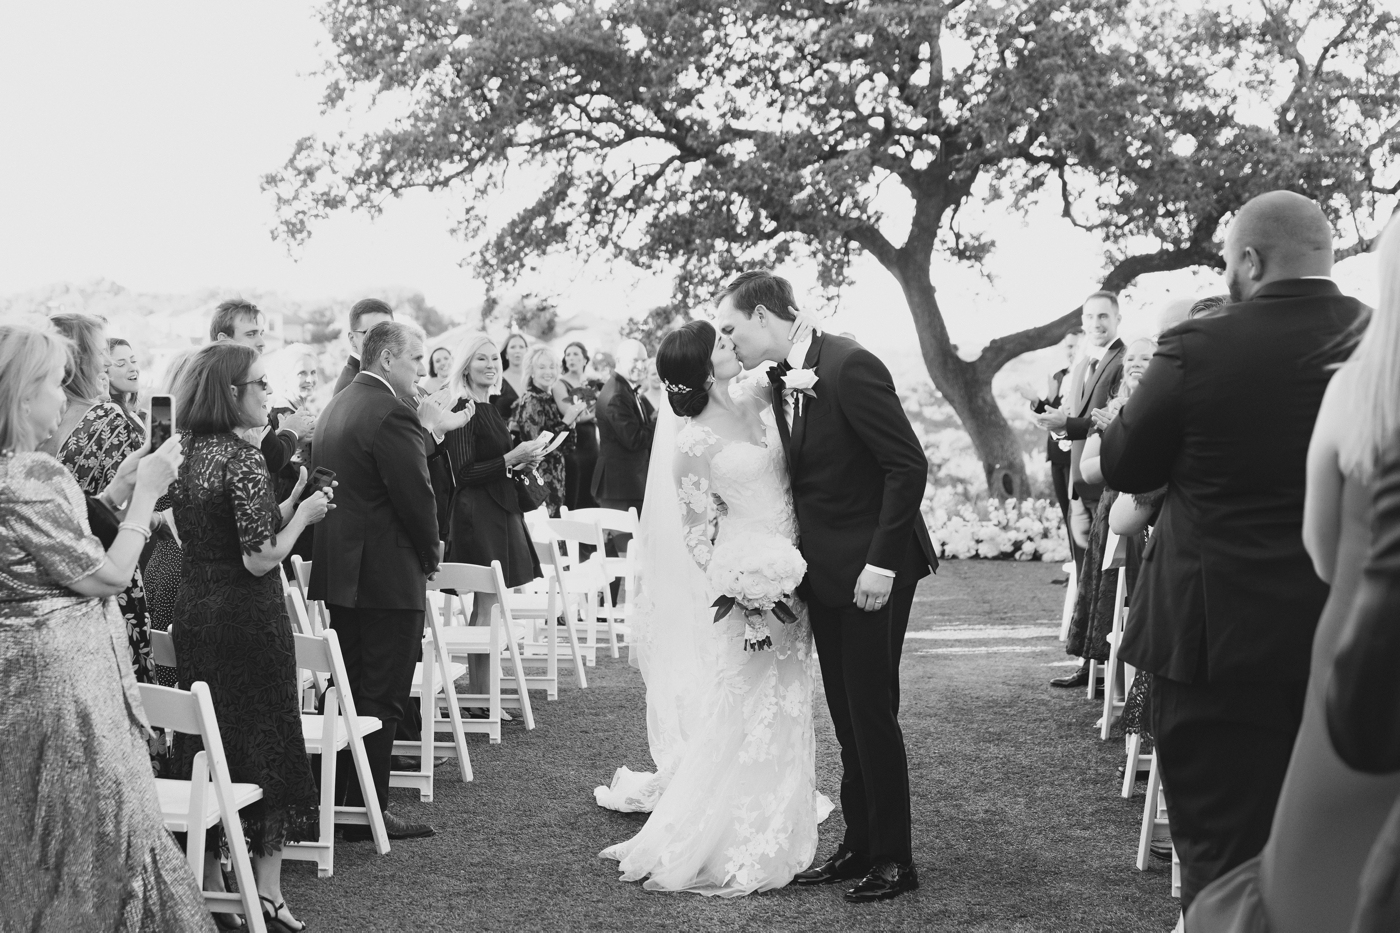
[706,532,807,651]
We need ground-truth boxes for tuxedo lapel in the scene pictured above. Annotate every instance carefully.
[1076,340,1123,415]
[786,334,824,478]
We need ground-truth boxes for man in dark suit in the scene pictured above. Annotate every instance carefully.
[717,271,936,903]
[1035,292,1124,688]
[1100,191,1364,911]
[591,338,654,518]
[310,321,443,840]
[1022,331,1081,534]
[210,298,315,473]
[332,298,395,396]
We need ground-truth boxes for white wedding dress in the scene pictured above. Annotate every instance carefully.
[595,388,832,896]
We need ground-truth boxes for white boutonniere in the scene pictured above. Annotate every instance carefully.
[785,367,819,397]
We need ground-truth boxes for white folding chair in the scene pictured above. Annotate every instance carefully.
[1122,731,1153,799]
[547,516,615,663]
[1058,559,1077,641]
[1137,752,1171,871]
[288,556,326,636]
[431,562,538,731]
[562,506,637,656]
[511,531,589,693]
[1096,531,1131,738]
[140,682,266,933]
[150,628,178,668]
[285,630,389,875]
[392,595,473,801]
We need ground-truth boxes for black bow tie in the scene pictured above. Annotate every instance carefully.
[768,361,793,384]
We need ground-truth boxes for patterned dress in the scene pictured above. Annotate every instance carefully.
[57,399,152,683]
[168,433,318,855]
[510,382,572,517]
[143,492,181,688]
[0,451,212,932]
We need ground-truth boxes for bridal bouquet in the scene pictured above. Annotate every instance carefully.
[707,533,806,651]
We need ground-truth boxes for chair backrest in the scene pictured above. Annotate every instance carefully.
[150,629,178,668]
[563,506,638,534]
[137,682,238,788]
[289,555,312,591]
[428,561,506,599]
[286,586,321,636]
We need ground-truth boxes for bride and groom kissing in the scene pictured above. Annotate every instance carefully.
[593,270,937,902]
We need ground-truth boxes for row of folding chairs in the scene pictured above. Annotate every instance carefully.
[1071,529,1181,898]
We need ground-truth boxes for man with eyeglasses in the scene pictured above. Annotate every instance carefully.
[211,298,314,474]
[334,298,395,396]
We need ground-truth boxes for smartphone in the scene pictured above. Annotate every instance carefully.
[148,395,175,449]
[302,467,335,501]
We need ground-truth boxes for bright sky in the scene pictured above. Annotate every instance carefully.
[0,1,1382,379]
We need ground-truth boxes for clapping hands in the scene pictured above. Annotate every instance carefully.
[419,391,474,435]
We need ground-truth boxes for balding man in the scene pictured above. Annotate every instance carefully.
[1100,191,1365,910]
[591,338,654,518]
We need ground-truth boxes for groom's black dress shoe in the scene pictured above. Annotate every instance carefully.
[791,846,871,885]
[1051,661,1091,688]
[343,810,435,841]
[844,860,919,903]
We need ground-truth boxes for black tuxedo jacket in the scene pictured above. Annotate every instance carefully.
[309,373,440,611]
[591,373,652,503]
[774,333,936,608]
[1101,279,1363,684]
[1033,368,1071,466]
[1065,338,1124,501]
[332,355,360,396]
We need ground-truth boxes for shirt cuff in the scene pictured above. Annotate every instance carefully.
[278,426,299,441]
[864,564,895,578]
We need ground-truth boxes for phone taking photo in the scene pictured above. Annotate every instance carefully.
[148,395,176,450]
[302,467,335,501]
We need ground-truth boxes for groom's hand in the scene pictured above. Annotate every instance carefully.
[854,568,894,612]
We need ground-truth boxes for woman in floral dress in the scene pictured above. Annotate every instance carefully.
[510,345,579,517]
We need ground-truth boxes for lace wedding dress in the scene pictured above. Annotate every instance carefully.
[596,390,832,896]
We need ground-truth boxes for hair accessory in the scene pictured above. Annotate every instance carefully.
[662,379,693,395]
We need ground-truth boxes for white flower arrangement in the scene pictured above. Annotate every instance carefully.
[707,532,807,651]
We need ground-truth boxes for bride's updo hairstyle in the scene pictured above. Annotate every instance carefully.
[657,320,716,418]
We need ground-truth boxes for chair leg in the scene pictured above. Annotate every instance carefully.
[560,593,588,688]
[1121,733,1141,799]
[435,599,472,782]
[1059,561,1076,642]
[1086,659,1099,700]
[503,624,536,730]
[1137,754,1162,870]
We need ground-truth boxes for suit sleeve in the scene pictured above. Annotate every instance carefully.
[603,387,654,452]
[834,349,929,573]
[374,406,441,575]
[260,421,296,475]
[1064,416,1092,441]
[1100,335,1185,494]
[1327,442,1400,774]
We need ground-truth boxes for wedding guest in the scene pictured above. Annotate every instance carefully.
[270,346,323,565]
[440,332,544,696]
[41,313,154,683]
[1062,337,1156,676]
[422,345,453,395]
[510,345,578,517]
[169,342,331,932]
[642,356,663,423]
[332,298,394,395]
[144,350,197,691]
[1037,292,1125,689]
[107,336,145,431]
[210,299,314,474]
[0,319,211,931]
[1189,293,1230,320]
[558,340,599,509]
[590,349,615,384]
[494,332,530,420]
[591,338,654,522]
[1100,190,1365,911]
[310,321,444,840]
[1019,330,1081,533]
[1188,214,1400,932]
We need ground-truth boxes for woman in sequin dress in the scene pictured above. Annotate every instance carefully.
[0,320,212,932]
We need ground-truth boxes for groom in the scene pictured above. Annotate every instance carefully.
[716,271,937,903]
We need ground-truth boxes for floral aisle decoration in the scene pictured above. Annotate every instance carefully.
[925,494,1069,562]
[707,533,807,651]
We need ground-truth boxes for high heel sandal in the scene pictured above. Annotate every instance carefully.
[211,912,245,931]
[259,894,306,933]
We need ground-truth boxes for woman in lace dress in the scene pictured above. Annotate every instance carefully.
[509,346,578,518]
[168,343,333,933]
[596,320,831,896]
[39,312,155,684]
[0,320,212,932]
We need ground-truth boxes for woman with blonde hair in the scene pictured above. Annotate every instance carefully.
[439,332,544,702]
[43,312,155,683]
[1189,216,1400,931]
[0,320,210,931]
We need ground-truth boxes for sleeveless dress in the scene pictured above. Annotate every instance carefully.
[1189,475,1400,931]
[0,451,212,932]
[596,401,832,896]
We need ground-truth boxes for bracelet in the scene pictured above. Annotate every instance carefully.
[117,520,152,542]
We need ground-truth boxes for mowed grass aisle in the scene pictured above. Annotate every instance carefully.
[283,562,1179,932]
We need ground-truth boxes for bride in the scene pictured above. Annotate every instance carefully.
[594,319,831,896]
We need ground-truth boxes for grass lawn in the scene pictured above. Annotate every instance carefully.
[282,560,1179,932]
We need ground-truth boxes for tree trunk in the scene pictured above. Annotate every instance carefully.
[892,262,1033,498]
